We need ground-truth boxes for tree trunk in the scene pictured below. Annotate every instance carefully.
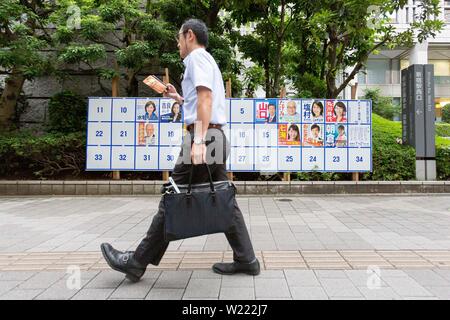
[0,71,25,127]
[264,62,270,98]
[272,0,285,97]
[126,70,139,97]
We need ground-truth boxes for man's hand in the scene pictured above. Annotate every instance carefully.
[163,84,184,104]
[191,142,206,165]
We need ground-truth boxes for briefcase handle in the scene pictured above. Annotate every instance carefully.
[187,164,215,195]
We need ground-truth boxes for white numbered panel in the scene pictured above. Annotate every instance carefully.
[230,99,254,123]
[111,146,134,169]
[86,146,110,169]
[111,122,135,145]
[348,125,371,147]
[230,147,254,171]
[135,146,159,170]
[223,99,231,122]
[347,100,371,124]
[222,124,231,145]
[89,98,111,121]
[88,122,111,145]
[86,97,371,172]
[325,148,348,171]
[112,98,135,122]
[229,123,254,147]
[255,124,278,147]
[255,147,278,171]
[302,148,325,171]
[159,123,183,146]
[348,148,371,171]
[159,146,181,170]
[278,147,301,171]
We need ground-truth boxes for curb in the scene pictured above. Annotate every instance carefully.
[0,180,449,195]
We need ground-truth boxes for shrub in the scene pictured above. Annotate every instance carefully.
[363,88,400,120]
[436,123,450,137]
[47,90,87,133]
[0,131,86,178]
[442,104,450,123]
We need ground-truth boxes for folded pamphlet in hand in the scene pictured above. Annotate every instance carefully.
[143,75,168,94]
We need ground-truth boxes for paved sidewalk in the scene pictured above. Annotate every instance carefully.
[1,195,450,300]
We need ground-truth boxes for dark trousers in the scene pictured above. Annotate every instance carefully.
[134,128,256,266]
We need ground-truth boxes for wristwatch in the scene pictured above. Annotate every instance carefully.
[193,137,205,145]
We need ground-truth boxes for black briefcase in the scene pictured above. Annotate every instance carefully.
[162,164,236,241]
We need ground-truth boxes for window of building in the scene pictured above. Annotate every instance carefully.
[366,59,390,84]
[445,9,450,23]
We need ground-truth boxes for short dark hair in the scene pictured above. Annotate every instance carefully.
[181,19,208,47]
[311,124,320,132]
[338,124,345,131]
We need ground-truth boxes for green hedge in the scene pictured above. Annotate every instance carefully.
[436,123,450,137]
[1,114,449,180]
[296,114,449,181]
[0,131,86,178]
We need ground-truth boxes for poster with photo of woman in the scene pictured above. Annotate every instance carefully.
[136,99,158,121]
[160,99,182,122]
[278,123,301,146]
[326,100,347,123]
[325,124,347,147]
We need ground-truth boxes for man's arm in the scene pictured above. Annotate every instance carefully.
[195,86,212,140]
[191,86,212,164]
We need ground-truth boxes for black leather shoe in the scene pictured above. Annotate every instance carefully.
[212,259,260,276]
[100,243,146,282]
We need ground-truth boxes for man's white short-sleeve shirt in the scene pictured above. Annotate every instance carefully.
[181,47,227,125]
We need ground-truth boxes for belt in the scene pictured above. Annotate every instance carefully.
[186,123,223,132]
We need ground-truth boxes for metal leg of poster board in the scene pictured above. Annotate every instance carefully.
[162,68,170,182]
[280,86,291,182]
[112,62,120,180]
[226,78,234,181]
[350,83,360,182]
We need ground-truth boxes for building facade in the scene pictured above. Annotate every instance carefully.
[357,0,450,120]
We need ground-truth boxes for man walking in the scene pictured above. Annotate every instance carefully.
[101,18,260,282]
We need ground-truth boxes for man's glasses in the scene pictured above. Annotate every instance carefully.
[175,30,188,42]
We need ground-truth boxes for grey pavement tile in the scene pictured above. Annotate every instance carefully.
[315,270,348,279]
[0,289,44,300]
[357,287,402,300]
[255,278,291,299]
[191,270,222,279]
[284,270,321,287]
[290,286,328,300]
[154,271,192,289]
[35,285,79,300]
[257,270,285,279]
[0,272,37,281]
[18,272,65,290]
[220,287,255,300]
[84,270,124,289]
[423,286,450,300]
[221,275,254,288]
[319,278,363,298]
[402,269,450,287]
[71,288,115,300]
[109,277,156,299]
[145,288,184,300]
[383,276,434,297]
[0,281,22,296]
[183,279,221,299]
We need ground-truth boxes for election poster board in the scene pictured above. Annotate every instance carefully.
[86,97,372,172]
